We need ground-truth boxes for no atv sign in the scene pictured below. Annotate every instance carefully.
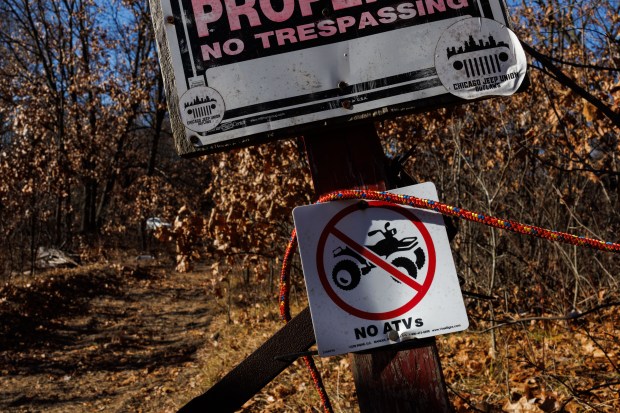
[293,183,468,356]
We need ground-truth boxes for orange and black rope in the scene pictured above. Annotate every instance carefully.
[278,189,620,413]
[318,190,620,253]
[279,230,333,413]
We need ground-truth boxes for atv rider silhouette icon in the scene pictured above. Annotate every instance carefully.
[331,222,426,291]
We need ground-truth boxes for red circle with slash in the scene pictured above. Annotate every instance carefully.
[316,201,436,320]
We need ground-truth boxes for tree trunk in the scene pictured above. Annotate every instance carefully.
[81,177,98,234]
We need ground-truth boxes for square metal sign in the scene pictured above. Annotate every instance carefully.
[293,183,468,356]
[149,0,521,156]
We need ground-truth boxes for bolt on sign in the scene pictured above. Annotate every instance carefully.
[148,0,526,156]
[293,183,468,356]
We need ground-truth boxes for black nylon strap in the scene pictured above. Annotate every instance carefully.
[178,306,315,413]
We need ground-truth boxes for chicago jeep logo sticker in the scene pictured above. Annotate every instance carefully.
[434,18,526,100]
[179,86,225,133]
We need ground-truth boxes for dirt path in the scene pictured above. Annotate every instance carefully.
[4,261,619,413]
[0,263,212,412]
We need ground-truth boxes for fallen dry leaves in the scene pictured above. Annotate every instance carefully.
[1,262,619,412]
[191,269,620,413]
[438,299,620,413]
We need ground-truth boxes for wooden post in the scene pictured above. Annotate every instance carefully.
[179,123,452,413]
[303,122,452,413]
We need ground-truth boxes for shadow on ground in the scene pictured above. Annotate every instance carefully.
[0,264,213,411]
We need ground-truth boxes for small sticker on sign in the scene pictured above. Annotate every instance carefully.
[179,86,225,133]
[434,17,526,100]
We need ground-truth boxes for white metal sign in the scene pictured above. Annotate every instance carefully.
[149,0,522,156]
[293,183,468,356]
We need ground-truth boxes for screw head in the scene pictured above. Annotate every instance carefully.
[165,15,175,24]
[322,8,331,17]
[338,81,348,90]
[340,100,352,110]
[387,330,399,341]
